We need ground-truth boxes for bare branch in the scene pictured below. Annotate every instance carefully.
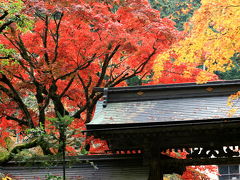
[0,11,8,20]
[135,47,156,74]
[96,44,121,87]
[56,53,96,81]
[4,114,29,126]
[3,68,26,81]
[59,75,75,98]
[72,106,87,119]
[0,74,34,127]
[109,56,128,81]
[16,35,37,69]
[0,56,10,59]
[0,20,13,33]
[72,74,92,119]
[3,34,36,79]
[108,48,156,87]
[78,74,92,102]
[52,12,63,63]
[42,16,50,65]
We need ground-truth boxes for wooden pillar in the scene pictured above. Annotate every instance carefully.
[145,143,164,180]
[144,136,186,180]
[148,156,164,180]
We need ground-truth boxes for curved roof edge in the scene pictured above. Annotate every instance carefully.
[94,80,240,93]
[94,80,240,103]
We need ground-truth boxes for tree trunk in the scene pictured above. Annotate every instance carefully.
[40,143,53,155]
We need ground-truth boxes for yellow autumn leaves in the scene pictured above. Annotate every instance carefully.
[1,176,12,180]
[154,0,240,83]
[163,174,182,180]
[227,91,240,117]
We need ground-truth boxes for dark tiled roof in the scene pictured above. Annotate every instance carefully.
[89,80,240,127]
[90,96,239,125]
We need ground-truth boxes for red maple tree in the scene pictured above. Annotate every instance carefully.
[0,0,181,160]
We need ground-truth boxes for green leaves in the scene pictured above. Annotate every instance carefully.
[148,0,201,30]
[0,0,23,15]
[0,44,17,68]
[0,0,33,33]
[215,53,240,80]
[25,125,45,138]
[0,44,16,56]
[45,174,63,180]
[0,146,9,162]
[49,112,74,129]
[47,113,84,154]
[15,14,33,32]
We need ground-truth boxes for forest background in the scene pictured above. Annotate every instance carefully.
[0,0,239,179]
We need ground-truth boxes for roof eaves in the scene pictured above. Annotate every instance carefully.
[94,80,240,93]
[85,117,240,132]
